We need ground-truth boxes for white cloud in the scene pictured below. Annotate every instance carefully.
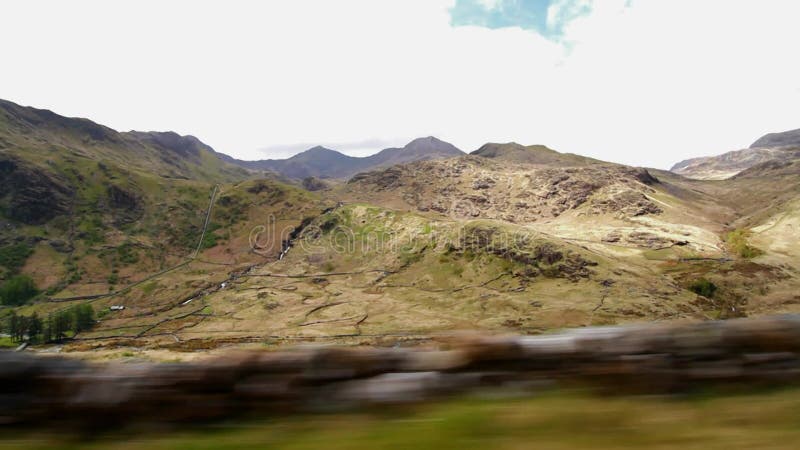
[0,0,798,169]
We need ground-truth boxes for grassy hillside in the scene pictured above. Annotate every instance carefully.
[2,99,800,354]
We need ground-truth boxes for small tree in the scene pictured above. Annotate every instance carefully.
[52,310,72,341]
[43,314,53,343]
[8,311,20,342]
[0,275,38,306]
[27,313,42,343]
[73,304,95,333]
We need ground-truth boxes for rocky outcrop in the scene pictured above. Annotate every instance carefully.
[5,315,800,427]
[0,157,71,224]
[347,158,662,223]
[301,176,329,191]
[105,184,144,225]
[589,189,662,218]
[456,225,597,281]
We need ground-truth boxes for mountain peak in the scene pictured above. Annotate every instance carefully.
[400,136,462,155]
[307,145,332,152]
[750,128,800,149]
[471,142,598,167]
[405,136,442,146]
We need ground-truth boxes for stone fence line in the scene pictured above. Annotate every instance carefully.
[3,315,800,427]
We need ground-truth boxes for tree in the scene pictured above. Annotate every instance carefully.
[0,275,38,306]
[27,313,42,343]
[43,314,53,343]
[72,304,95,333]
[52,311,72,341]
[8,311,20,342]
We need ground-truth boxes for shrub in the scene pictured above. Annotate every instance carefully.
[117,243,140,264]
[200,223,222,249]
[0,243,33,274]
[726,229,763,259]
[0,275,38,306]
[689,278,717,298]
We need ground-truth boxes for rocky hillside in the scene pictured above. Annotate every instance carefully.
[470,142,600,166]
[4,98,800,356]
[221,136,464,179]
[671,127,800,180]
[750,127,800,148]
[0,99,249,182]
[0,99,325,307]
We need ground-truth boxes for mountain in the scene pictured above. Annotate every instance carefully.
[671,147,800,180]
[220,136,464,179]
[671,128,800,180]
[365,136,463,167]
[0,99,249,183]
[0,99,324,305]
[4,98,800,356]
[750,128,800,148]
[470,142,600,166]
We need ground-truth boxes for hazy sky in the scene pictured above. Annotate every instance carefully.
[1,0,799,168]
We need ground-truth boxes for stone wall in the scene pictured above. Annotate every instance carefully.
[4,315,800,427]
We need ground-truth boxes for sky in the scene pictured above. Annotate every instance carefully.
[1,0,799,168]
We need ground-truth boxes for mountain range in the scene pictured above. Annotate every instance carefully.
[219,136,464,179]
[2,98,800,357]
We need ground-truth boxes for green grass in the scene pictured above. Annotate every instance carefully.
[140,281,159,295]
[0,336,16,348]
[7,389,800,449]
[726,229,763,259]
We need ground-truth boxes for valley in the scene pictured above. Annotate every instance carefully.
[2,98,800,359]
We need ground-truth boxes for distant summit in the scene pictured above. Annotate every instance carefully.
[750,128,800,149]
[471,142,600,166]
[671,127,800,180]
[220,137,464,179]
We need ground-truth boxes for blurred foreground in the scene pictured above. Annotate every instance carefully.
[3,389,800,449]
[5,315,800,447]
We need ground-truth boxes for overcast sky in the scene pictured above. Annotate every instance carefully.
[1,0,799,168]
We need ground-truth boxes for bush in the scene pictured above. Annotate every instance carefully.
[726,229,763,259]
[200,223,222,250]
[117,243,140,265]
[689,278,717,298]
[0,243,33,274]
[0,275,38,306]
